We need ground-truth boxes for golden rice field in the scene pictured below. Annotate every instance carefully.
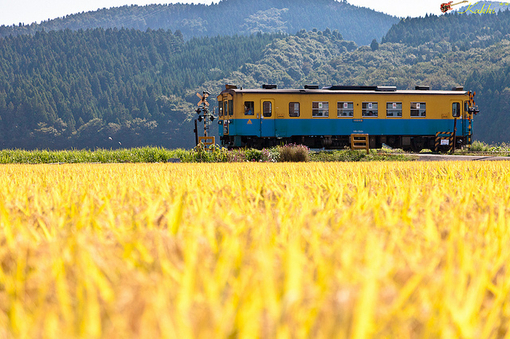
[1,161,510,338]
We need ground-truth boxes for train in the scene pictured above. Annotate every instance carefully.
[216,84,479,151]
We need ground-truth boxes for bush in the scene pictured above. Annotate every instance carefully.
[244,148,263,162]
[468,141,510,153]
[227,149,246,162]
[262,148,279,162]
[277,144,310,162]
[189,143,228,162]
[470,140,490,152]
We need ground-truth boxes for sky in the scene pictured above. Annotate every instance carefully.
[0,0,452,27]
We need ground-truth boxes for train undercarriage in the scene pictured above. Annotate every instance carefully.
[221,134,467,152]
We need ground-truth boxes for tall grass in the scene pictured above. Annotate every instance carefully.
[468,141,510,153]
[0,147,186,164]
[277,143,310,162]
[0,162,509,337]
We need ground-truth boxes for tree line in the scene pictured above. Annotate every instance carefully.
[0,0,398,46]
[1,13,509,149]
[382,9,510,50]
[0,28,282,149]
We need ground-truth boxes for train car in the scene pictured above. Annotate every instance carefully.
[217,84,478,151]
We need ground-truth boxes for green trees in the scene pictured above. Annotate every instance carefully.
[382,9,510,49]
[0,11,509,149]
[0,29,281,149]
[370,39,379,51]
[0,0,398,46]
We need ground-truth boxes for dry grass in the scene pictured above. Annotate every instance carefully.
[1,162,510,338]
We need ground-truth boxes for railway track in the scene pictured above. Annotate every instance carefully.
[410,154,510,161]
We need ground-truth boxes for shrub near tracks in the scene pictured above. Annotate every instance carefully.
[1,162,510,338]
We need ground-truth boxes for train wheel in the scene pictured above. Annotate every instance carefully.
[411,137,424,153]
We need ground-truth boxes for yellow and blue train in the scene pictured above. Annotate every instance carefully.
[217,84,478,151]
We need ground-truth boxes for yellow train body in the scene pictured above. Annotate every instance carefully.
[217,85,477,150]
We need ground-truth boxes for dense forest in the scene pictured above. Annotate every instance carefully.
[0,0,398,46]
[0,3,510,149]
[0,29,284,149]
[382,8,510,48]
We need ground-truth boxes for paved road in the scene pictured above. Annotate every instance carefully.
[411,154,510,161]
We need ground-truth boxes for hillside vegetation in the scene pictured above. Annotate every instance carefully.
[0,0,397,46]
[0,29,283,149]
[383,8,510,48]
[380,10,510,143]
[1,10,510,148]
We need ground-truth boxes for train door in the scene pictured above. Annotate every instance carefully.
[274,102,287,138]
[224,95,234,136]
[462,100,469,136]
[451,101,463,136]
[218,98,227,137]
[260,99,275,137]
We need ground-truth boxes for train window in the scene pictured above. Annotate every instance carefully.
[362,102,378,117]
[337,102,353,117]
[452,102,461,117]
[386,102,402,117]
[411,102,426,117]
[228,100,233,116]
[223,101,228,117]
[244,101,254,115]
[289,102,300,117]
[218,101,223,116]
[312,101,329,117]
[263,101,272,117]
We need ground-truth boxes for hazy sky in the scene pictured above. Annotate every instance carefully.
[0,0,449,26]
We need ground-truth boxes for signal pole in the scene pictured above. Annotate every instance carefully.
[194,91,216,146]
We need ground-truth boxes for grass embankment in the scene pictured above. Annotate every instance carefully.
[1,141,508,164]
[453,141,510,156]
[0,148,187,164]
[0,145,412,164]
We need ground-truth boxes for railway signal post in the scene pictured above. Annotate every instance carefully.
[194,91,216,146]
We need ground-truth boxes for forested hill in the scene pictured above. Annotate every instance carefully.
[0,29,284,149]
[1,13,510,149]
[0,0,398,46]
[382,9,510,48]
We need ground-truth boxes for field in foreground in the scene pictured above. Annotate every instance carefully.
[1,162,510,338]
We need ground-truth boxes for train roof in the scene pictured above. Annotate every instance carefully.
[220,85,468,96]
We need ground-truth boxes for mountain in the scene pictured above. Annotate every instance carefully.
[378,10,510,143]
[0,29,284,149]
[0,0,398,46]
[382,7,510,48]
[1,9,509,149]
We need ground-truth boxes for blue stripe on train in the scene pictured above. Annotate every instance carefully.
[222,118,469,137]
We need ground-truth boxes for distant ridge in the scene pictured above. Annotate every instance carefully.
[0,0,398,46]
[382,8,510,47]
